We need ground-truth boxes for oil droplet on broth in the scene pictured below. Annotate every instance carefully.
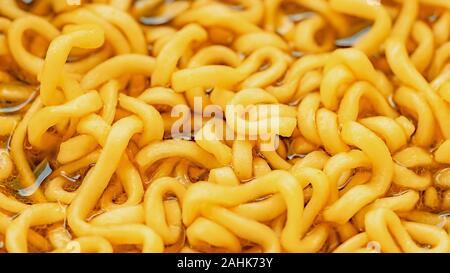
[287,11,315,23]
[60,171,82,183]
[437,212,450,229]
[434,168,450,189]
[391,190,410,197]
[0,91,37,114]
[140,16,171,26]
[366,241,381,253]
[65,241,81,253]
[388,94,397,109]
[335,27,371,48]
[86,209,106,222]
[287,153,305,160]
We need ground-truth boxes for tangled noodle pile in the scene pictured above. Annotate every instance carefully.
[0,0,450,253]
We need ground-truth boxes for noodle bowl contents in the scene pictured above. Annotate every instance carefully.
[0,0,449,253]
